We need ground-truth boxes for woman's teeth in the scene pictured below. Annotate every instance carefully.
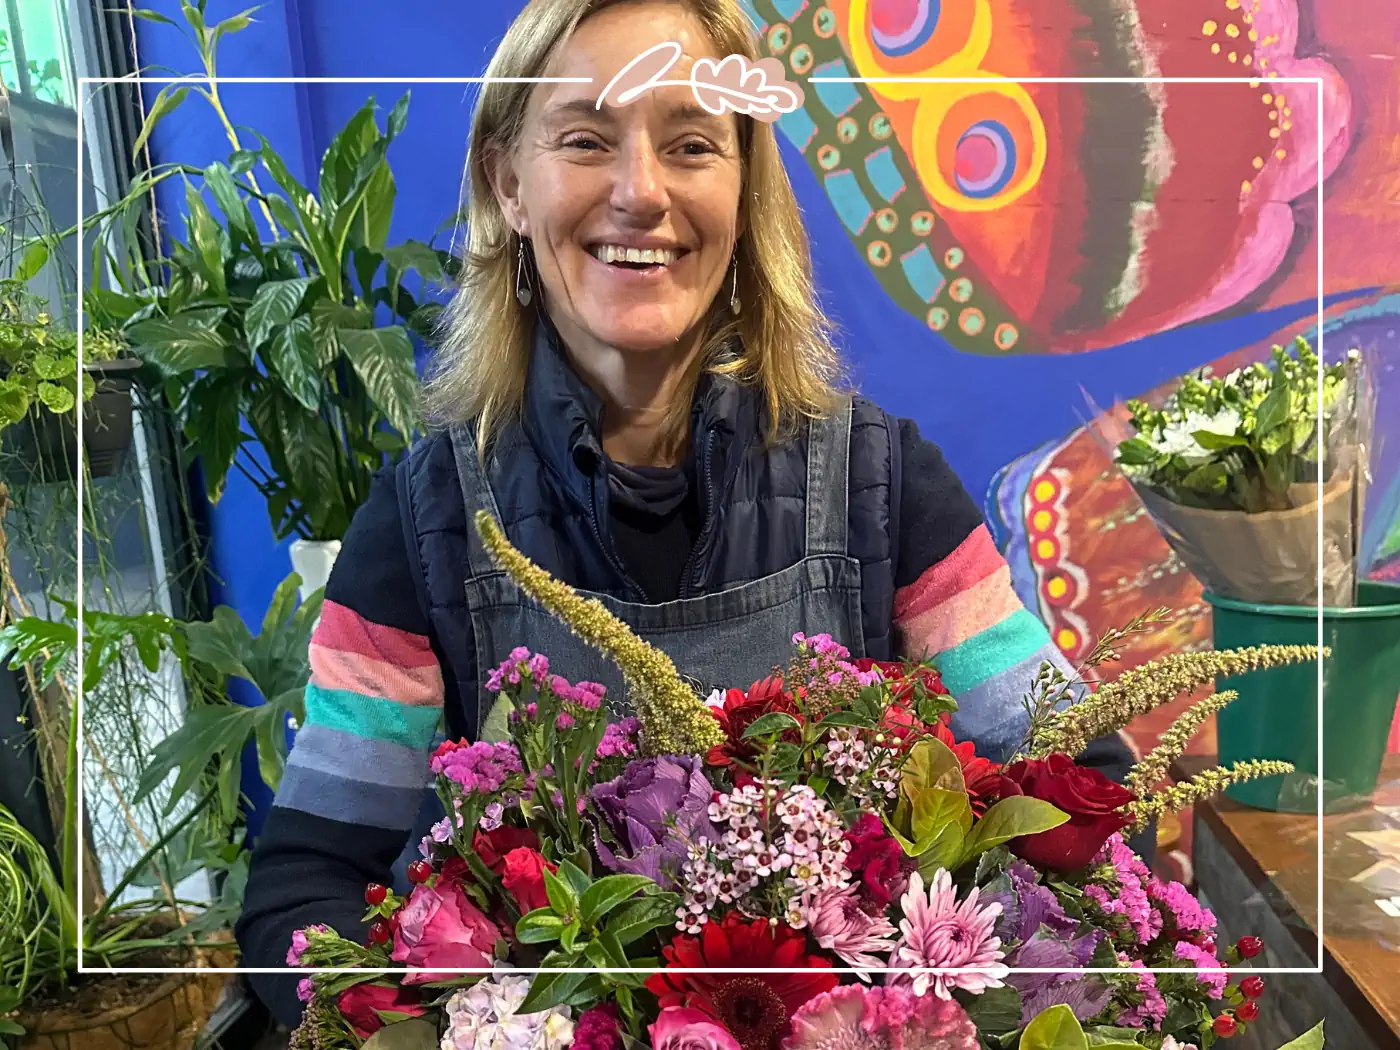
[591,245,678,266]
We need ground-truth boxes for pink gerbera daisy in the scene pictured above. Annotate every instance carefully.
[889,870,1008,999]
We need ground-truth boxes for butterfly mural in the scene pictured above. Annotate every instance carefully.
[744,0,1352,354]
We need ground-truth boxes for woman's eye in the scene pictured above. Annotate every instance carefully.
[679,141,714,156]
[564,136,603,151]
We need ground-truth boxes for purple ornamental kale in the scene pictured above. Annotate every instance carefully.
[589,755,722,888]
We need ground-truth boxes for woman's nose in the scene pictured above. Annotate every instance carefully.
[610,141,670,218]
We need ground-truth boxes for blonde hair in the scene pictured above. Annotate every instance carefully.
[422,0,845,458]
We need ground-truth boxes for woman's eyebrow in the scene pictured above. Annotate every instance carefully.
[542,97,617,128]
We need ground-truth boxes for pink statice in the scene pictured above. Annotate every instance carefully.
[1115,954,1167,1028]
[551,675,606,710]
[1148,877,1217,939]
[793,632,850,659]
[889,870,1008,999]
[286,924,330,966]
[1086,835,1163,946]
[556,712,575,730]
[486,646,536,692]
[430,740,523,794]
[296,977,315,1002]
[784,984,979,1050]
[806,884,898,974]
[1173,940,1228,998]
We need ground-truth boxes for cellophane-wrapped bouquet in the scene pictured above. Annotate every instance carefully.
[287,515,1327,1050]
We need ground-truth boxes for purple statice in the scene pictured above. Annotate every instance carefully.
[1115,954,1167,1028]
[595,718,641,760]
[591,755,723,889]
[430,740,523,794]
[1148,877,1217,939]
[1173,940,1228,998]
[480,801,505,831]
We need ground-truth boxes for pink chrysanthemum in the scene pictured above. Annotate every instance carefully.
[807,885,898,975]
[782,984,979,1050]
[888,870,1008,999]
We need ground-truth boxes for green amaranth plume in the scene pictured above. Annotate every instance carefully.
[473,511,725,757]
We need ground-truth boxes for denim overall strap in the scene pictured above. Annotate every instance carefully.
[806,396,853,558]
[449,425,507,580]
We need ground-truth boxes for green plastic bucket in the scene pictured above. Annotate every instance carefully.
[1208,581,1400,812]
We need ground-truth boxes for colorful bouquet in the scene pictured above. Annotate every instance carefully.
[287,515,1326,1050]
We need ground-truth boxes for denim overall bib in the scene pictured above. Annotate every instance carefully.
[451,396,865,739]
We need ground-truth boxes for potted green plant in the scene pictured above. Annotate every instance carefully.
[0,276,138,480]
[87,1,454,596]
[0,572,319,1049]
[1110,338,1400,812]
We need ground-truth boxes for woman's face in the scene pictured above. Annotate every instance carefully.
[491,2,744,360]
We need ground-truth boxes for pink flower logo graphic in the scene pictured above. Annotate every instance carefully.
[597,41,805,123]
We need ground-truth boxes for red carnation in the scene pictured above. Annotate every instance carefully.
[843,812,909,910]
[646,913,837,1050]
[999,753,1136,871]
[706,679,802,768]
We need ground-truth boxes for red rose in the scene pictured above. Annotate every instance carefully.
[1000,753,1136,871]
[706,679,802,768]
[501,847,556,913]
[336,982,428,1038]
[472,826,540,874]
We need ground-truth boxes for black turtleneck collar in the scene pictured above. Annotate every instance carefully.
[518,313,755,517]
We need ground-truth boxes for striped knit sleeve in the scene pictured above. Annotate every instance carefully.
[237,468,444,1027]
[892,420,1078,762]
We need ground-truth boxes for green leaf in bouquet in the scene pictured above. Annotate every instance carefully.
[579,874,653,927]
[358,1018,439,1050]
[1115,436,1157,466]
[814,710,877,730]
[1083,1026,1148,1047]
[959,797,1069,867]
[1255,380,1291,436]
[1192,429,1248,451]
[515,908,566,945]
[557,858,593,898]
[961,984,1022,1037]
[1277,1021,1325,1049]
[1019,1004,1089,1050]
[518,953,588,1014]
[901,738,968,795]
[607,894,679,946]
[742,711,802,739]
[543,868,579,916]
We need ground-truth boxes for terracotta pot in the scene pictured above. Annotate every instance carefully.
[16,942,235,1050]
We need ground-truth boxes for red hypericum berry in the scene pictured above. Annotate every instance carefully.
[1237,1001,1260,1023]
[368,919,392,945]
[407,860,433,884]
[1213,1014,1239,1037]
[364,883,388,906]
[1240,975,1265,999]
[1237,935,1263,958]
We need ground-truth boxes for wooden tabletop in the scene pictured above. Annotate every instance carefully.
[1174,755,1400,1043]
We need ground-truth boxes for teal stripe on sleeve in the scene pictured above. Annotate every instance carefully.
[303,682,442,749]
[936,608,1050,694]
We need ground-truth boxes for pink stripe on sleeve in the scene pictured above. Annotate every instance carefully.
[309,644,444,707]
[892,524,1006,623]
[313,600,439,669]
[894,562,1023,655]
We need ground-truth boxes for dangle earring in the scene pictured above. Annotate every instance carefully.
[728,256,741,316]
[515,238,533,307]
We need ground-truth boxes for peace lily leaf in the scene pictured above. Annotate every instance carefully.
[245,277,311,352]
[1277,1021,1325,1050]
[1019,1004,1089,1050]
[959,797,1069,867]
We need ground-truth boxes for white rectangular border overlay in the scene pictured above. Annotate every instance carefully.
[75,72,1327,977]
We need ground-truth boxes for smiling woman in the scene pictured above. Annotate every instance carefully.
[235,0,1142,1027]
